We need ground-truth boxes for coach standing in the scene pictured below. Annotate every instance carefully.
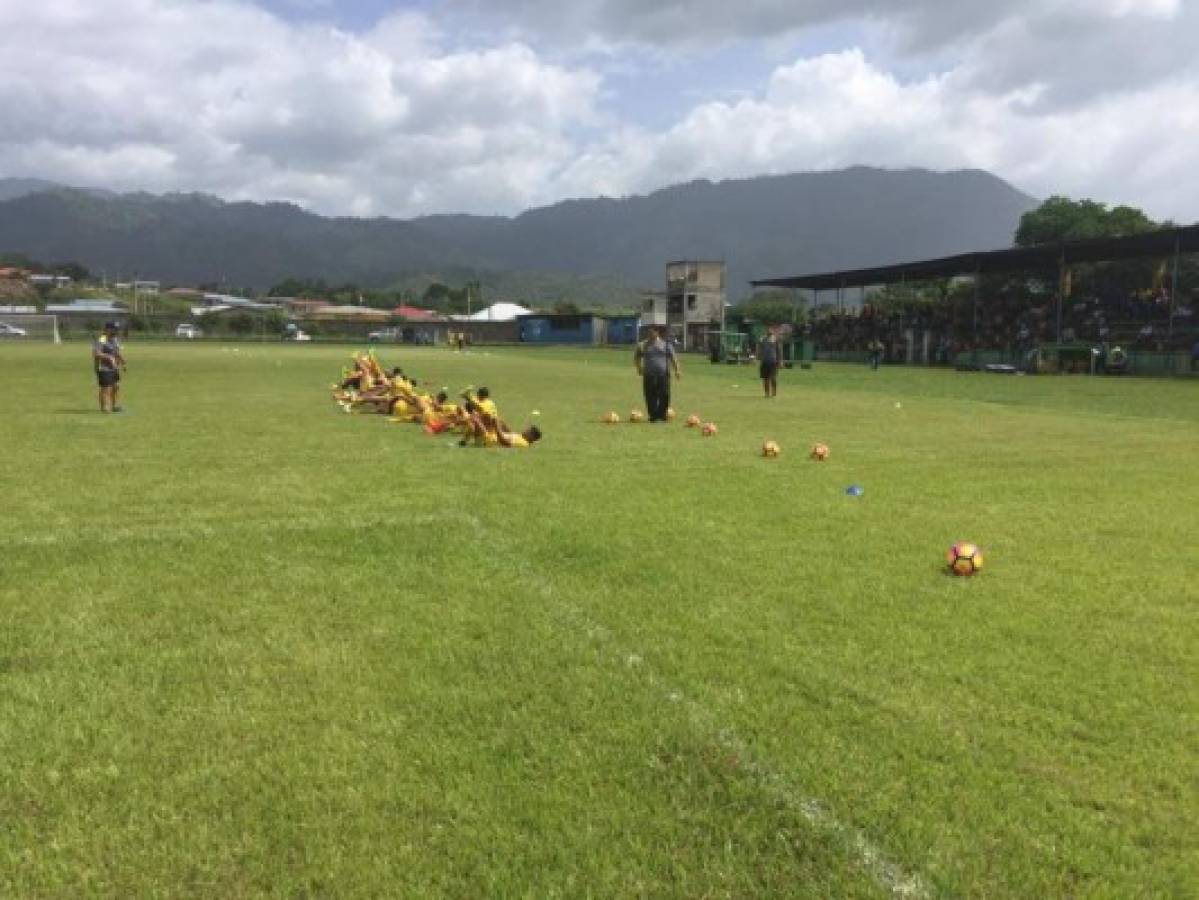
[759,326,783,397]
[634,326,681,422]
[93,320,126,413]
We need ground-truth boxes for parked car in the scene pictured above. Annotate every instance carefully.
[368,327,402,342]
[175,323,203,339]
[0,322,27,338]
[283,324,313,342]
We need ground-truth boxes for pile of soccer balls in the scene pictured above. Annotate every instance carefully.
[602,407,677,424]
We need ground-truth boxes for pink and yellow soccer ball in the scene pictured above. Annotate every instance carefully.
[629,410,645,423]
[809,442,830,461]
[701,421,718,437]
[602,411,620,424]
[665,407,677,422]
[947,541,984,576]
[685,414,701,428]
[762,440,781,458]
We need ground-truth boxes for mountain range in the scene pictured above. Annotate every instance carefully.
[0,168,1037,303]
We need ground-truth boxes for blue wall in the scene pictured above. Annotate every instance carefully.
[519,316,596,344]
[605,316,639,345]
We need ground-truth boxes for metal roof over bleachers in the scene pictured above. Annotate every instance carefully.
[752,224,1199,291]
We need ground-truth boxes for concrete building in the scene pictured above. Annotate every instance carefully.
[641,261,726,350]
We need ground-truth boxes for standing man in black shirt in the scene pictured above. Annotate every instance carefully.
[633,327,681,422]
[92,321,126,413]
[759,327,782,398]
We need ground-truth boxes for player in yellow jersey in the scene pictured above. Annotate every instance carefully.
[496,426,541,448]
[419,392,468,433]
[457,399,541,448]
[460,386,498,419]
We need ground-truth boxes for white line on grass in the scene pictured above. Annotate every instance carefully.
[542,591,929,899]
[12,506,928,895]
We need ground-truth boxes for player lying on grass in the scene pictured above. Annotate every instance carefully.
[457,401,541,448]
[334,352,386,395]
[416,393,472,432]
[392,390,462,424]
[337,365,419,414]
[412,386,501,432]
[329,356,536,445]
[329,352,441,418]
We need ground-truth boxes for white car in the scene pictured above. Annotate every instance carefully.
[175,323,202,339]
[0,322,27,338]
[283,327,312,342]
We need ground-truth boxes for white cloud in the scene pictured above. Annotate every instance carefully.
[0,0,1197,224]
[454,0,1187,47]
[0,0,599,216]
[554,48,1199,222]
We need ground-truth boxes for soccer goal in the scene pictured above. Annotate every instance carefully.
[0,313,61,343]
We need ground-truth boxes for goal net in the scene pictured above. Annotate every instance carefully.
[0,313,61,343]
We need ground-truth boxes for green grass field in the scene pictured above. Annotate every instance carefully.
[2,342,1197,898]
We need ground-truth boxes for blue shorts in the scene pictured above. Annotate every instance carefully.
[96,369,120,388]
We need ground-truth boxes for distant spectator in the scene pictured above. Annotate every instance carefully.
[92,321,126,413]
[868,338,884,370]
[758,327,783,398]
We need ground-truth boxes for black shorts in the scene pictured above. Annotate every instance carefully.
[759,361,779,379]
[96,369,120,388]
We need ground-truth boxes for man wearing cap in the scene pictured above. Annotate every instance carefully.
[93,321,126,413]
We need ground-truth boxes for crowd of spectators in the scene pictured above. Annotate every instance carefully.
[807,285,1196,362]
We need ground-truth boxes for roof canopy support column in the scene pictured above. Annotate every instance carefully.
[1056,249,1066,344]
[1169,235,1180,341]
[972,265,980,348]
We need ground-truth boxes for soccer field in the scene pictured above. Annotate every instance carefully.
[2,342,1196,897]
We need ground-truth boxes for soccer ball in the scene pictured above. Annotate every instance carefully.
[665,407,677,421]
[629,410,645,423]
[947,541,983,576]
[685,414,701,428]
[762,440,781,458]
[602,411,620,424]
[701,422,718,436]
[810,442,829,461]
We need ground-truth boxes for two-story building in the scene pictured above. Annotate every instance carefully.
[640,260,726,350]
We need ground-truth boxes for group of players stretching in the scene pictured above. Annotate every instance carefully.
[332,351,542,449]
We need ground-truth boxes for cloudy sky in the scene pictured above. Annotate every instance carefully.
[1,0,1196,221]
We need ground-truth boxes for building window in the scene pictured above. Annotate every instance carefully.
[687,294,697,310]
